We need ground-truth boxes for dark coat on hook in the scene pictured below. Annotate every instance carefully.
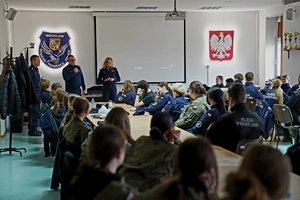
[0,68,22,119]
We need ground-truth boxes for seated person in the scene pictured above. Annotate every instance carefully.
[244,72,264,100]
[211,75,225,88]
[281,75,291,94]
[163,83,189,123]
[206,83,263,153]
[134,81,172,115]
[264,79,289,108]
[287,73,300,96]
[192,88,227,136]
[225,78,234,88]
[137,137,218,200]
[175,81,210,130]
[286,90,300,125]
[234,73,244,84]
[133,80,155,109]
[224,145,290,200]
[71,126,137,200]
[114,80,136,106]
[119,112,180,192]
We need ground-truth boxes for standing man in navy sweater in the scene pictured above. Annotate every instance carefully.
[62,55,86,95]
[28,55,42,136]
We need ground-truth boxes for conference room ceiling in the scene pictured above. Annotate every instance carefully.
[7,0,282,12]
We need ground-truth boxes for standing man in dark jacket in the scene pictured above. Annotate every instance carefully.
[28,55,42,136]
[62,55,86,95]
[287,74,300,96]
[206,83,263,153]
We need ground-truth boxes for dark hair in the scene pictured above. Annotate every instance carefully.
[50,82,62,96]
[240,145,290,199]
[89,125,126,164]
[245,72,254,81]
[105,107,133,143]
[53,88,68,115]
[282,75,290,81]
[61,94,80,126]
[228,83,245,103]
[207,88,227,114]
[225,78,234,84]
[189,81,206,95]
[225,170,270,200]
[149,112,173,140]
[30,55,39,63]
[137,80,149,94]
[67,55,74,60]
[166,137,218,200]
[216,75,224,82]
[158,81,172,95]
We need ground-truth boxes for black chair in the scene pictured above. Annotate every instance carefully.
[273,104,300,148]
[236,136,263,156]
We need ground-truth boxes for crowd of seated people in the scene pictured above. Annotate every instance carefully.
[35,72,300,200]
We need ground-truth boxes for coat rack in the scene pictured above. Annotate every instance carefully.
[0,47,26,157]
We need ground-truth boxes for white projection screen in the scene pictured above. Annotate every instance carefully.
[94,13,185,83]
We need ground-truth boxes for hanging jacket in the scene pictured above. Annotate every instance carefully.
[0,68,22,119]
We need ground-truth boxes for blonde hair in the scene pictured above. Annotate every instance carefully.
[272,79,283,104]
[102,57,113,69]
[123,80,135,93]
[70,97,90,120]
[40,78,51,91]
[53,88,68,115]
[50,82,62,96]
[61,94,80,126]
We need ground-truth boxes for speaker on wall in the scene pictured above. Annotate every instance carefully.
[6,8,17,21]
[286,8,294,20]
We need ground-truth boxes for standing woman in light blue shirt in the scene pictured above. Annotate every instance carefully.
[97,57,121,101]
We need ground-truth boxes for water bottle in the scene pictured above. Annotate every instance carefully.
[91,98,95,108]
[108,100,113,109]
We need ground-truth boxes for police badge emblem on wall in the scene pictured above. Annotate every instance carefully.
[39,31,71,68]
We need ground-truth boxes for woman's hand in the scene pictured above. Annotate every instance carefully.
[164,128,181,145]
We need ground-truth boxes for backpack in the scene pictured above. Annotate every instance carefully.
[39,102,50,116]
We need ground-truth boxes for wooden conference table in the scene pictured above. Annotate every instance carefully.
[87,103,300,199]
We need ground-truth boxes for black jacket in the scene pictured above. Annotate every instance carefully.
[14,55,39,112]
[286,91,300,125]
[0,68,22,119]
[206,103,263,152]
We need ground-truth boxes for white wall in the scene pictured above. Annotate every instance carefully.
[0,0,10,62]
[185,12,258,86]
[265,17,278,79]
[283,4,300,85]
[11,11,95,89]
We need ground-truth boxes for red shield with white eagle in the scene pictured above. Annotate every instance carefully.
[209,31,234,61]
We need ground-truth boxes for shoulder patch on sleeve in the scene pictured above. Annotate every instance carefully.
[207,113,212,118]
[192,105,197,110]
[118,96,124,101]
[168,101,171,104]
[196,121,202,128]
[187,112,194,118]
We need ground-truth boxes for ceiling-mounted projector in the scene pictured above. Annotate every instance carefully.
[165,0,186,21]
[165,11,186,20]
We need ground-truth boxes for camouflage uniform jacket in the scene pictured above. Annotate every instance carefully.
[63,117,92,147]
[118,136,178,192]
[175,95,210,130]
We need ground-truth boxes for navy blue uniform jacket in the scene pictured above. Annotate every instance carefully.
[245,82,264,100]
[163,96,189,123]
[62,64,86,91]
[114,90,136,106]
[29,65,41,98]
[97,67,121,84]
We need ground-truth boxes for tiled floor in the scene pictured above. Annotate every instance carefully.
[0,126,292,200]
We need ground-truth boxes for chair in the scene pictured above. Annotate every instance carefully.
[236,136,263,156]
[273,104,300,149]
[245,98,257,111]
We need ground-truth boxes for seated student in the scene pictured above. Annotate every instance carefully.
[41,88,67,157]
[233,73,244,84]
[192,88,227,136]
[225,78,234,88]
[119,112,181,192]
[244,72,264,100]
[163,83,189,123]
[206,83,263,153]
[211,75,225,88]
[63,97,92,158]
[175,81,210,130]
[114,80,136,106]
[286,90,300,125]
[133,80,155,109]
[224,145,290,200]
[281,75,291,94]
[40,78,52,113]
[264,79,289,108]
[134,81,172,115]
[287,73,300,96]
[137,137,218,200]
[71,126,137,200]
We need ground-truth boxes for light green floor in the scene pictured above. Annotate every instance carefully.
[0,125,292,200]
[0,125,59,200]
